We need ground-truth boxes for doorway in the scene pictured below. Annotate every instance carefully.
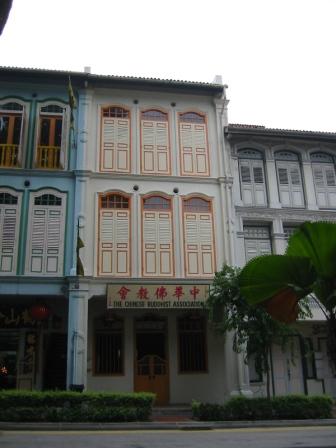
[134,315,169,405]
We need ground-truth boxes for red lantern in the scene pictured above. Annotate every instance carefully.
[30,304,50,321]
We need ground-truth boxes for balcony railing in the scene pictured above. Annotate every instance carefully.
[36,145,61,169]
[0,144,19,167]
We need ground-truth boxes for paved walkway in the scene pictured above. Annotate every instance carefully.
[1,418,335,431]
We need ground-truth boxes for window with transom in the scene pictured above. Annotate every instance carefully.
[0,189,21,275]
[0,101,25,168]
[243,225,272,261]
[100,106,130,173]
[141,109,170,174]
[98,193,130,276]
[178,314,207,373]
[36,103,68,170]
[238,149,267,206]
[142,195,173,277]
[25,190,66,276]
[183,197,215,277]
[179,112,209,176]
[310,152,336,208]
[275,151,304,208]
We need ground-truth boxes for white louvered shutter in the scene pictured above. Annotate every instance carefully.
[141,120,169,174]
[312,164,336,208]
[0,203,20,274]
[184,212,214,276]
[26,200,65,276]
[101,117,130,172]
[99,210,130,276]
[239,160,266,206]
[180,122,208,176]
[239,161,253,205]
[143,211,173,276]
[277,162,304,207]
[252,161,267,206]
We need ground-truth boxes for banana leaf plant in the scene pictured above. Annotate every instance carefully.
[238,221,336,371]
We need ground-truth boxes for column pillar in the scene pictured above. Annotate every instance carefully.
[67,281,89,390]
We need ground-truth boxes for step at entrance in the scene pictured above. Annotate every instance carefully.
[151,406,192,422]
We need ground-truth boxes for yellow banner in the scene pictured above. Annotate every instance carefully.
[107,284,209,309]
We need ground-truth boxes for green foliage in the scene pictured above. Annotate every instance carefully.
[0,390,155,422]
[207,265,305,396]
[192,395,333,421]
[239,255,315,305]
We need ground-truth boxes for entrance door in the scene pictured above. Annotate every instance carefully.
[134,317,169,405]
[44,333,67,390]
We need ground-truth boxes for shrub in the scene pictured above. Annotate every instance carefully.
[192,395,333,421]
[0,390,155,422]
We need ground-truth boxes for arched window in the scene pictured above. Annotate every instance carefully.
[98,193,130,276]
[100,106,130,173]
[238,149,267,206]
[183,197,215,277]
[310,152,336,208]
[178,314,207,372]
[36,103,67,170]
[142,195,173,277]
[275,151,304,208]
[0,189,21,275]
[25,189,66,276]
[0,101,24,168]
[141,109,170,175]
[179,111,209,176]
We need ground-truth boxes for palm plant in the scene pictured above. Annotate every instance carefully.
[238,221,336,371]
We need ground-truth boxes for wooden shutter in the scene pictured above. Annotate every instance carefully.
[313,163,336,208]
[239,160,266,206]
[184,212,214,276]
[141,120,169,174]
[27,200,65,276]
[143,211,173,276]
[252,161,267,206]
[101,117,130,172]
[0,203,20,274]
[180,122,208,176]
[99,209,130,276]
[277,162,304,207]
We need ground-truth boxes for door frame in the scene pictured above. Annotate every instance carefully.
[133,313,169,404]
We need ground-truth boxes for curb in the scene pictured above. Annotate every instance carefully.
[0,419,336,431]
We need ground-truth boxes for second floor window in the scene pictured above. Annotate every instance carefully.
[275,151,304,208]
[0,189,21,275]
[98,193,130,276]
[100,106,130,173]
[142,195,173,277]
[183,197,215,277]
[311,152,336,208]
[141,110,170,174]
[36,104,67,170]
[25,190,66,276]
[179,112,209,176]
[238,149,267,206]
[0,102,24,168]
[243,225,272,262]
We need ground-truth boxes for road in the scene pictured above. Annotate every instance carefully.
[1,426,336,448]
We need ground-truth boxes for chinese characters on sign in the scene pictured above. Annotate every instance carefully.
[107,284,209,309]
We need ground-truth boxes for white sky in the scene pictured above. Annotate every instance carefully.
[1,0,336,132]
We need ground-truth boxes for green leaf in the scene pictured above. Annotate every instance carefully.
[286,222,336,279]
[238,255,316,305]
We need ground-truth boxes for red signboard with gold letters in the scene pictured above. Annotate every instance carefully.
[107,284,209,309]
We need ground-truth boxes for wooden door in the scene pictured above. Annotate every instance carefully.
[135,354,169,405]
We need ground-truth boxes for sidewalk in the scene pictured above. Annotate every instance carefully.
[1,418,335,431]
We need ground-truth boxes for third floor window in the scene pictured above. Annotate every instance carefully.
[0,102,24,168]
[238,149,267,207]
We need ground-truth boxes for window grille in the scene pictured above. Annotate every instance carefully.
[179,112,205,123]
[40,105,64,114]
[0,102,23,111]
[178,314,207,372]
[34,194,62,206]
[141,110,167,121]
[184,197,210,212]
[310,152,334,163]
[0,192,18,204]
[243,226,270,239]
[100,194,129,209]
[102,107,129,118]
[94,321,124,374]
[283,226,299,240]
[238,149,263,159]
[275,151,299,161]
[143,196,170,210]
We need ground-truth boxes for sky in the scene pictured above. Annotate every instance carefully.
[1,0,336,132]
